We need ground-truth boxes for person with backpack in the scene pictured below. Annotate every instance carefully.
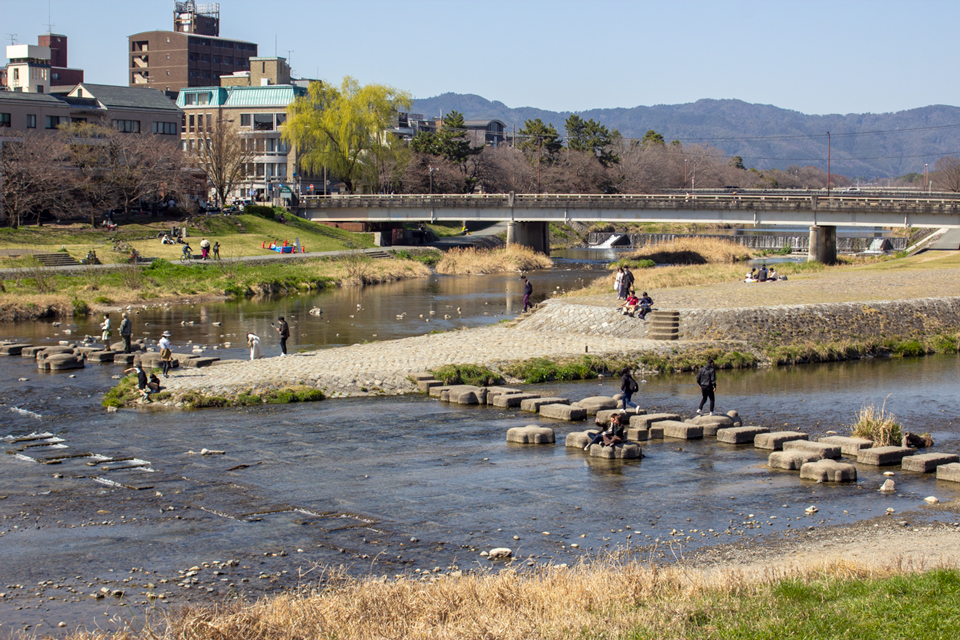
[620,366,640,412]
[696,359,717,415]
[119,312,133,354]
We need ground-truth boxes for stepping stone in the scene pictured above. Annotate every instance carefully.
[110,340,145,353]
[857,446,915,466]
[39,354,84,371]
[506,425,555,444]
[565,431,595,448]
[139,352,179,370]
[0,343,33,356]
[439,385,481,403]
[819,436,873,457]
[521,397,569,412]
[113,353,136,366]
[596,410,636,425]
[576,396,619,415]
[441,385,484,404]
[86,350,117,363]
[648,426,665,439]
[493,392,540,408]
[588,442,642,459]
[901,452,960,473]
[539,404,587,421]
[20,346,45,358]
[800,459,858,483]
[428,385,450,398]
[717,426,770,445]
[754,431,808,451]
[485,387,522,405]
[631,413,681,429]
[783,440,841,459]
[660,421,703,440]
[936,462,960,483]
[697,422,725,437]
[769,450,822,470]
[625,426,649,441]
[409,372,435,382]
[692,414,735,428]
[180,356,221,369]
[417,379,441,392]
[35,346,77,360]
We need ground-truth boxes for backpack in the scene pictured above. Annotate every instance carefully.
[628,377,639,394]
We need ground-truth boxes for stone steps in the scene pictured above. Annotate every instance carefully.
[503,302,544,327]
[34,253,81,267]
[646,310,680,341]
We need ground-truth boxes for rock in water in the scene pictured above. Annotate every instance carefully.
[880,479,896,492]
[487,548,512,560]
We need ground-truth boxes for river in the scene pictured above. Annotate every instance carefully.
[0,269,959,636]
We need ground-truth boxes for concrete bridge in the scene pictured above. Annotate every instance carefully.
[298,191,960,262]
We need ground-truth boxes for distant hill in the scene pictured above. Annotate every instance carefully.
[411,94,960,179]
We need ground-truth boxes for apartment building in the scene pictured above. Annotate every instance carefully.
[128,2,257,95]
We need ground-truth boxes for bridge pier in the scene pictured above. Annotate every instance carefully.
[808,225,837,264]
[506,221,550,256]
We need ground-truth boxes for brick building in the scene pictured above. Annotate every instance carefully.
[128,2,257,95]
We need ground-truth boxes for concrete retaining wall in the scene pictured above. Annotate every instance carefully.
[587,232,908,253]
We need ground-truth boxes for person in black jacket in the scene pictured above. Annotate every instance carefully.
[696,359,717,415]
[521,275,533,312]
[274,317,290,356]
[620,367,640,412]
[119,312,133,354]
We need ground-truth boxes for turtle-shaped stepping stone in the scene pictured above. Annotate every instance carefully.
[506,425,555,444]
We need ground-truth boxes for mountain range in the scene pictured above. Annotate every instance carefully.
[410,94,960,180]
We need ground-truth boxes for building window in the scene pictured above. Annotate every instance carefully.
[275,113,286,127]
[0,113,10,127]
[72,117,87,124]
[277,163,287,177]
[201,54,210,63]
[253,113,273,131]
[213,56,220,64]
[201,70,211,79]
[188,114,195,131]
[52,72,60,81]
[153,121,178,135]
[240,113,251,127]
[225,56,233,65]
[37,85,44,94]
[13,68,19,81]
[45,115,62,129]
[185,93,197,105]
[112,119,141,133]
[199,92,211,105]
[26,114,36,128]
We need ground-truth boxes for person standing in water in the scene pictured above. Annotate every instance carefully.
[521,275,533,312]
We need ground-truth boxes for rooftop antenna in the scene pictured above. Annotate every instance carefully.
[286,49,294,64]
[6,33,18,45]
[46,0,55,33]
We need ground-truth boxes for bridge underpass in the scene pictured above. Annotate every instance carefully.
[297,192,960,262]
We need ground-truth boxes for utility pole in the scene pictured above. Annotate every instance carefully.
[429,166,434,195]
[537,135,542,194]
[826,131,831,197]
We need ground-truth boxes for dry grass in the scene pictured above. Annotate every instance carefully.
[849,397,902,446]
[626,237,757,265]
[322,255,432,286]
[435,245,552,275]
[58,556,920,640]
[572,263,747,297]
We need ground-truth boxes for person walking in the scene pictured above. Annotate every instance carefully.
[119,312,133,354]
[158,331,173,378]
[614,267,624,297]
[696,359,717,415]
[212,241,220,260]
[620,367,640,412]
[521,275,533,313]
[274,316,290,356]
[620,267,635,300]
[199,238,211,260]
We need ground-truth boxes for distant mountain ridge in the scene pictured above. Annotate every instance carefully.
[411,93,960,179]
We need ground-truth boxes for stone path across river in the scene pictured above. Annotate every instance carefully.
[162,326,676,399]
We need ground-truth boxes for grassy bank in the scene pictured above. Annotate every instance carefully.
[0,254,432,322]
[0,213,375,268]
[61,563,960,639]
[103,374,324,409]
[435,245,552,275]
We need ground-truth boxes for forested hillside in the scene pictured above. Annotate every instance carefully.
[412,94,960,179]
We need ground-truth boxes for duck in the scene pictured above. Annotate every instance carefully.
[309,307,322,316]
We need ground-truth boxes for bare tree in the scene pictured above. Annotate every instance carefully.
[195,117,252,206]
[934,156,960,192]
[0,132,67,226]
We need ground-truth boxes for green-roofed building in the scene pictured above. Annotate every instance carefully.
[177,56,315,204]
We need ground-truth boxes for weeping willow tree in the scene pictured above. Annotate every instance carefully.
[283,77,411,193]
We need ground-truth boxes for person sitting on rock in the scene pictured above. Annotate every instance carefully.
[584,413,626,450]
[638,292,654,319]
[147,373,162,394]
[620,293,640,316]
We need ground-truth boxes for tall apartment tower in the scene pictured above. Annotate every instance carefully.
[128,1,257,96]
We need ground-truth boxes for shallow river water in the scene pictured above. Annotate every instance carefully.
[1,271,959,635]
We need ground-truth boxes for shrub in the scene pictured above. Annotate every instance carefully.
[893,339,927,357]
[93,295,113,304]
[244,205,275,220]
[72,299,90,316]
[849,398,902,446]
[432,364,503,386]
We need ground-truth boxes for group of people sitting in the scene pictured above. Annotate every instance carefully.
[124,362,163,402]
[618,291,654,319]
[745,266,784,282]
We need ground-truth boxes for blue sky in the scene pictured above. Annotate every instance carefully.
[4,0,957,115]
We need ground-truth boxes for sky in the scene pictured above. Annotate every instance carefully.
[3,0,958,116]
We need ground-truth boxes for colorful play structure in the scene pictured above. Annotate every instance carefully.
[262,238,305,254]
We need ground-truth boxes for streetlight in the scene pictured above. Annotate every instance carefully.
[684,158,688,187]
[924,163,929,193]
[429,166,434,195]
